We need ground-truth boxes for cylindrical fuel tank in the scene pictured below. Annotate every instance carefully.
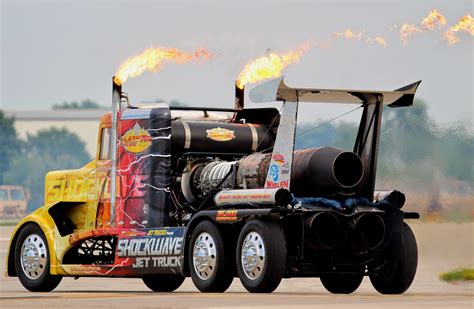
[171,120,274,154]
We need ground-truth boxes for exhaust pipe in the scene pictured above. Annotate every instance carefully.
[110,76,122,227]
[235,82,244,110]
[291,147,364,196]
[214,188,293,207]
[354,213,386,250]
[305,212,343,250]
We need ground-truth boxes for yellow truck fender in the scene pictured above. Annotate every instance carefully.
[5,205,60,277]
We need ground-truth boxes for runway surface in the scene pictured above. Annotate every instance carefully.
[1,222,472,308]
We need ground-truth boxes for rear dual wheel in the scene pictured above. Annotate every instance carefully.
[188,219,287,293]
[321,223,417,295]
[369,222,418,294]
[188,220,234,292]
[236,219,286,293]
[320,272,364,294]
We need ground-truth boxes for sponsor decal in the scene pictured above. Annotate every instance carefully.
[272,153,286,165]
[117,228,185,270]
[265,180,289,189]
[206,127,235,142]
[147,229,175,236]
[117,236,183,268]
[217,193,272,203]
[121,123,152,154]
[120,230,146,237]
[216,210,238,221]
[269,164,280,181]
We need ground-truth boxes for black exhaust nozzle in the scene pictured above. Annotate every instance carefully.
[291,147,364,196]
[305,212,344,250]
[354,213,386,250]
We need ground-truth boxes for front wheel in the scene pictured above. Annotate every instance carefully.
[143,274,185,292]
[236,219,286,293]
[14,224,62,292]
[369,222,418,294]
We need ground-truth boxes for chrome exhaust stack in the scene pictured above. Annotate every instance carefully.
[109,76,122,227]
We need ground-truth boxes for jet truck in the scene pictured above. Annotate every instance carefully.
[6,77,421,294]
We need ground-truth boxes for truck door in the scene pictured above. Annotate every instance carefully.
[95,126,112,228]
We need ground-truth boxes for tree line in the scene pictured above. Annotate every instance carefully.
[296,99,473,194]
[0,111,90,210]
[0,99,472,212]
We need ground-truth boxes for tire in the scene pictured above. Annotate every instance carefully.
[143,274,185,292]
[14,224,62,292]
[320,273,364,294]
[236,219,286,293]
[370,222,418,294]
[188,220,234,292]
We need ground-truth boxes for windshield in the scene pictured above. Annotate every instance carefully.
[0,189,7,200]
[10,189,25,201]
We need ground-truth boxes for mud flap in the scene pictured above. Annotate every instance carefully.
[381,212,404,260]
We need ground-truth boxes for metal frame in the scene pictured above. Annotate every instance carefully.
[353,97,384,200]
[249,77,421,200]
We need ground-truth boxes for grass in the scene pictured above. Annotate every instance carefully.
[0,220,18,227]
[440,268,474,282]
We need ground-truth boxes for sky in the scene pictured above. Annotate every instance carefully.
[1,0,473,125]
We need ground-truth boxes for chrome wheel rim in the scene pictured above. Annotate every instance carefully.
[241,231,265,280]
[20,234,47,280]
[192,232,217,280]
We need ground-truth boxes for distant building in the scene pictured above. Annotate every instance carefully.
[4,109,107,157]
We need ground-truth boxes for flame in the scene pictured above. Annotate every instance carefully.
[336,29,363,40]
[399,9,447,44]
[373,37,388,47]
[443,15,474,46]
[421,9,447,30]
[115,46,213,84]
[332,29,387,47]
[399,24,423,44]
[236,43,310,89]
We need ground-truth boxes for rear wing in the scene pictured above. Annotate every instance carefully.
[249,76,421,107]
[251,76,421,200]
